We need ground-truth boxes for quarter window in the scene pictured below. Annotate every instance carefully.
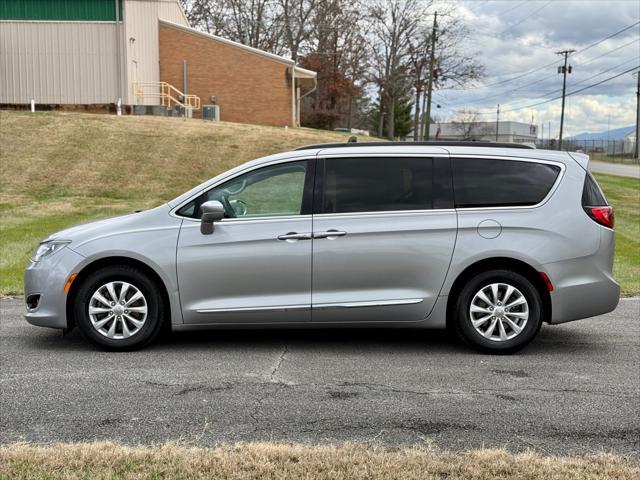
[452,158,561,208]
[177,161,309,219]
[321,157,434,214]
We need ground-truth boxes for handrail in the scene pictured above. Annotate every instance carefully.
[132,81,201,111]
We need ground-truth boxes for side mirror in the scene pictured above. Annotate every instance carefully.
[200,200,225,234]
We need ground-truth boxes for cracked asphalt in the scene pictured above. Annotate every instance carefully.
[1,298,639,455]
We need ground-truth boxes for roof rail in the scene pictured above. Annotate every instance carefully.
[295,140,535,151]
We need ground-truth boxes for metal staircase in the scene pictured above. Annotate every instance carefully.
[132,81,200,115]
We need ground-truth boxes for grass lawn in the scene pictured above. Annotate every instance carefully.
[1,442,638,480]
[0,111,638,296]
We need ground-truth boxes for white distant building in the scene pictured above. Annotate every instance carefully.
[428,121,538,144]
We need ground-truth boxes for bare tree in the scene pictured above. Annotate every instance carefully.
[276,0,316,61]
[181,0,284,52]
[368,0,426,139]
[451,109,491,140]
[181,0,228,35]
[299,0,367,129]
[406,6,484,140]
[226,0,282,51]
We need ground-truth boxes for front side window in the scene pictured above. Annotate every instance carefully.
[452,158,561,208]
[177,160,309,219]
[321,157,434,214]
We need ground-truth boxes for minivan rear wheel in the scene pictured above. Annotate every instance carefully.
[73,265,165,351]
[454,270,542,354]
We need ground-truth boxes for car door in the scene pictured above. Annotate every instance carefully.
[311,154,457,323]
[176,159,314,324]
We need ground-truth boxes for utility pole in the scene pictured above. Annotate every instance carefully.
[634,72,639,160]
[556,49,575,150]
[495,104,500,141]
[421,12,437,141]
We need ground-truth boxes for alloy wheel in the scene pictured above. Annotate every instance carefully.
[469,282,529,342]
[88,281,148,339]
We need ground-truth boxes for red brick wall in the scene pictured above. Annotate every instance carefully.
[159,23,293,126]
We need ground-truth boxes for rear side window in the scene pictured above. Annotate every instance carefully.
[452,158,561,208]
[582,172,608,206]
[321,157,433,213]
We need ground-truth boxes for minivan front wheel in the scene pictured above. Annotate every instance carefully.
[454,270,543,354]
[73,265,165,350]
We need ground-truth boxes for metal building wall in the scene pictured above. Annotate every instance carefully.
[123,0,189,104]
[0,21,123,104]
[0,1,190,106]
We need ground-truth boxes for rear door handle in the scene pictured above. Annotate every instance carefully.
[277,232,312,241]
[314,229,347,239]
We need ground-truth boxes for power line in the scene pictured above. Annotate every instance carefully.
[439,37,639,108]
[498,1,552,36]
[448,20,640,91]
[574,38,640,67]
[574,21,640,58]
[528,57,639,102]
[474,65,639,114]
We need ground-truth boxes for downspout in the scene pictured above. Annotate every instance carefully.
[291,65,296,127]
[114,0,123,109]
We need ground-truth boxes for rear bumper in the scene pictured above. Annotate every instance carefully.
[544,259,620,324]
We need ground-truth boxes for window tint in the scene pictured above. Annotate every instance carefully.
[321,157,433,213]
[582,172,607,206]
[452,158,561,208]
[177,161,309,219]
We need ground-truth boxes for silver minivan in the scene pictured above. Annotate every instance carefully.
[24,142,620,353]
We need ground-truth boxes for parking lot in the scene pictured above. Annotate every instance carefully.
[1,297,638,455]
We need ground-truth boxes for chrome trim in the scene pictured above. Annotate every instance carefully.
[197,304,309,313]
[317,151,451,158]
[313,230,347,239]
[313,209,456,219]
[181,214,312,225]
[278,232,313,241]
[312,298,424,310]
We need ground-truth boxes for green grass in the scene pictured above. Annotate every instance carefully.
[592,173,640,296]
[0,111,638,296]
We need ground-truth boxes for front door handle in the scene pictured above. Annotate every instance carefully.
[314,229,347,240]
[277,232,312,242]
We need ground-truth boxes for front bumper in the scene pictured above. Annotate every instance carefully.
[24,247,85,329]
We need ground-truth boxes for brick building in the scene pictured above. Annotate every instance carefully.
[159,20,316,127]
[0,0,316,127]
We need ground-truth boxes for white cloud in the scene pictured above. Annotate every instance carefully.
[434,0,640,135]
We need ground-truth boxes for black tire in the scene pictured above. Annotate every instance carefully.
[453,269,543,354]
[73,265,165,351]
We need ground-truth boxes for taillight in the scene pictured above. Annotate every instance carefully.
[584,206,614,229]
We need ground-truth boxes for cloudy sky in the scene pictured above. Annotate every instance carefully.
[435,0,639,137]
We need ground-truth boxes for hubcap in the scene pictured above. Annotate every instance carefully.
[469,283,529,342]
[88,281,147,340]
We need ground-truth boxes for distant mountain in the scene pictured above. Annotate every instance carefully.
[568,126,634,141]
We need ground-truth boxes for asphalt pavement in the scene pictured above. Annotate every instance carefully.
[1,297,638,455]
[589,161,640,178]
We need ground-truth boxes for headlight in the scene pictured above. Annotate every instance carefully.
[31,240,71,263]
